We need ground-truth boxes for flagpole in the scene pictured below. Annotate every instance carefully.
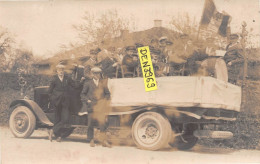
[197,0,207,40]
[241,21,248,110]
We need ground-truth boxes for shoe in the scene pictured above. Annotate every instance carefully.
[90,139,95,147]
[86,138,92,143]
[102,140,111,148]
[56,137,62,142]
[48,129,53,142]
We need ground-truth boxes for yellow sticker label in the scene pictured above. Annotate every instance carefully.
[138,46,157,91]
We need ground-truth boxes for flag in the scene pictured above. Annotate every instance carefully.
[200,0,216,25]
[199,0,231,39]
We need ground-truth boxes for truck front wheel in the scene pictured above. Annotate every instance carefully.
[132,112,172,150]
[9,106,36,138]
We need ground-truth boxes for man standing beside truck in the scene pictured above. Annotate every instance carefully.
[81,67,111,147]
[48,63,84,142]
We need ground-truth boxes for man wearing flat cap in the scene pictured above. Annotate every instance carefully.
[84,48,100,79]
[151,48,166,77]
[48,63,84,142]
[158,36,174,75]
[224,33,244,84]
[122,46,139,77]
[99,49,120,78]
[81,67,111,147]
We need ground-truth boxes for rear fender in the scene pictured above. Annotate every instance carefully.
[9,99,53,126]
[116,107,170,125]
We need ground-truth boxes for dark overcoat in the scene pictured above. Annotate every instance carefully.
[81,78,110,113]
[48,74,82,107]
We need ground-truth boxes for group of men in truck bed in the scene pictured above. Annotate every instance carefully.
[76,33,244,82]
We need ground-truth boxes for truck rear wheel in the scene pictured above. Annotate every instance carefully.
[9,106,36,138]
[132,112,171,150]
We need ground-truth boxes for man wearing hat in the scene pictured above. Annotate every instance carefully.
[99,48,120,78]
[150,48,165,77]
[48,63,84,142]
[81,67,111,147]
[185,37,217,76]
[158,36,174,75]
[122,46,139,77]
[83,48,100,79]
[224,34,244,84]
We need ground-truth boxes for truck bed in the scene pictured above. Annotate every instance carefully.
[108,76,241,112]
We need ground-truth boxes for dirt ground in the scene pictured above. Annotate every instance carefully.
[1,127,260,164]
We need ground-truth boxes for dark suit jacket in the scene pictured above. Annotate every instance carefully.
[81,78,110,113]
[224,43,244,64]
[48,74,82,107]
[99,57,117,78]
[122,54,138,73]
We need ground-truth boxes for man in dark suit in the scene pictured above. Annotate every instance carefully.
[99,52,119,78]
[83,48,100,79]
[48,63,84,142]
[81,67,111,147]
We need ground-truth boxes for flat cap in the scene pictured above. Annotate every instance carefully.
[90,47,101,55]
[159,36,167,42]
[56,63,65,69]
[230,34,239,40]
[91,67,102,73]
[135,43,144,48]
[126,46,136,51]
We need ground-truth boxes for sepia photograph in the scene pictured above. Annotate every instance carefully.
[0,0,260,163]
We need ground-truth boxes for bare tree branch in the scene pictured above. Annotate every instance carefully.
[73,9,135,45]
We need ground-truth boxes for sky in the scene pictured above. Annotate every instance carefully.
[0,0,259,58]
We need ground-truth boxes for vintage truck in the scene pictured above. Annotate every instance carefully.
[8,76,241,151]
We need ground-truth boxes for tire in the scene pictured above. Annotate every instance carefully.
[9,106,36,138]
[169,124,198,150]
[132,112,172,151]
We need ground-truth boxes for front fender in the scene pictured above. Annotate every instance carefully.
[10,99,53,126]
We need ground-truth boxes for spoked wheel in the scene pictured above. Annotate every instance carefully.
[9,106,36,138]
[169,124,198,150]
[132,112,172,151]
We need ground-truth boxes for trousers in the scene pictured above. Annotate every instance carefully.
[53,96,70,137]
[87,112,107,141]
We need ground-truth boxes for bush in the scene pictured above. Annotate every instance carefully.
[0,88,21,126]
[0,72,50,125]
[199,112,260,150]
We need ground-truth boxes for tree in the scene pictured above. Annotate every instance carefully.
[0,26,16,72]
[0,26,15,54]
[169,12,199,40]
[11,49,35,74]
[74,9,135,44]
